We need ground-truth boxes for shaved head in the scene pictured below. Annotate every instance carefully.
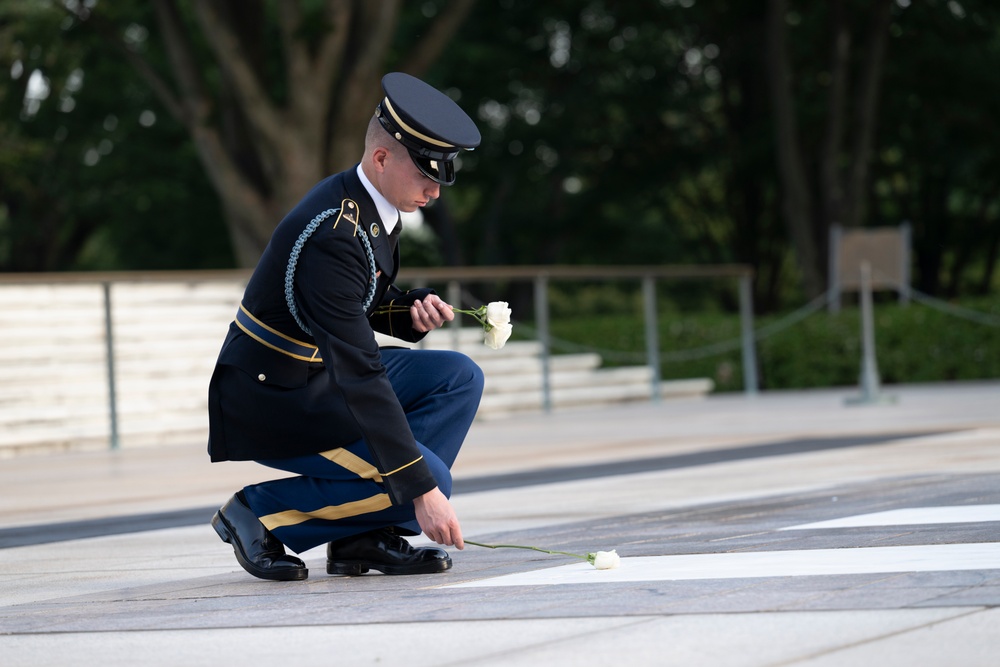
[364,115,396,157]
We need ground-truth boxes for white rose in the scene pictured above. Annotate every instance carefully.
[485,301,511,327]
[484,321,513,350]
[590,550,621,570]
[482,301,512,349]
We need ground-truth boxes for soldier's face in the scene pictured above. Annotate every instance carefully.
[381,148,441,212]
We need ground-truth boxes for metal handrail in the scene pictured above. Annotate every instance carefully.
[0,265,758,449]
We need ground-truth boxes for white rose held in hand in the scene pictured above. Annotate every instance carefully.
[374,300,513,350]
[482,301,513,349]
[448,301,514,349]
[589,550,621,570]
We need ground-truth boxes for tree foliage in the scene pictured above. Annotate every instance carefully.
[0,0,230,269]
[1,0,999,309]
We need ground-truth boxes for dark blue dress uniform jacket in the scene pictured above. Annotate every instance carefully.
[207,166,437,507]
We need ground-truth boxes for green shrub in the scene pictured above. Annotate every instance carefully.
[546,295,1000,392]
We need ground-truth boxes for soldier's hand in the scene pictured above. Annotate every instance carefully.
[413,487,464,549]
[410,294,455,333]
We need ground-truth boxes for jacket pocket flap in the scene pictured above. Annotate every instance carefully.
[218,334,312,388]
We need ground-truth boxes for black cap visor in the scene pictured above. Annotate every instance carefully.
[377,110,459,185]
[409,153,456,186]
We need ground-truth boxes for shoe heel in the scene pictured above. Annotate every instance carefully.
[211,512,231,544]
[327,561,369,576]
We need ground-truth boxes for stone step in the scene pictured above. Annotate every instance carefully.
[483,365,652,394]
[0,415,208,452]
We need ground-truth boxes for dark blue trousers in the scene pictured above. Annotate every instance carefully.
[242,348,484,554]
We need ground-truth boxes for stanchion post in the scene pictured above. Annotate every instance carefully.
[847,261,895,405]
[534,274,552,413]
[102,282,120,450]
[642,275,662,402]
[738,273,759,395]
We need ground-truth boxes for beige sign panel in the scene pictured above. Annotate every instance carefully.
[835,227,908,290]
[828,224,911,312]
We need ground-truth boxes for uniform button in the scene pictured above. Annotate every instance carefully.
[257,373,266,382]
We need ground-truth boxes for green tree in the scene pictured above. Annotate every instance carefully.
[436,0,1000,305]
[3,0,999,308]
[1,1,231,270]
[59,0,477,267]
[873,0,1000,296]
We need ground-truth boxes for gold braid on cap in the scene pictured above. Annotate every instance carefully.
[382,98,456,149]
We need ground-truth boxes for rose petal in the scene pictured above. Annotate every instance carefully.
[485,301,511,326]
[484,321,513,349]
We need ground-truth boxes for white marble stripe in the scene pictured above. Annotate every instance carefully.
[447,542,1000,588]
[781,504,1000,531]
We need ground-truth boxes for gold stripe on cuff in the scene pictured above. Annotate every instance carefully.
[382,456,424,477]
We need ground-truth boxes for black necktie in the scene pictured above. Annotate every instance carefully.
[388,216,402,253]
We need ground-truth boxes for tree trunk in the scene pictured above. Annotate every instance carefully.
[966,187,1000,296]
[819,0,849,232]
[85,0,477,267]
[842,0,894,229]
[765,0,823,297]
[913,170,950,295]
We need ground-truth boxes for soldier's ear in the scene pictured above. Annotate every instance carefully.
[371,146,390,174]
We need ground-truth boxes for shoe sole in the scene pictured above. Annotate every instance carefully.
[212,512,308,582]
[326,557,453,576]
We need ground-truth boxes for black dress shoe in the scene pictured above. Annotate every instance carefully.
[326,529,452,576]
[212,493,308,581]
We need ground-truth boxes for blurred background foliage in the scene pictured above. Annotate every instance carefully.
[543,292,1000,391]
[1,0,998,317]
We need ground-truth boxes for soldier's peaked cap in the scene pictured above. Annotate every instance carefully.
[375,72,481,185]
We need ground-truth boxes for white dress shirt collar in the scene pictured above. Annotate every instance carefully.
[356,164,399,235]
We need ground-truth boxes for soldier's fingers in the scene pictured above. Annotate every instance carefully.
[435,300,455,320]
[410,303,430,332]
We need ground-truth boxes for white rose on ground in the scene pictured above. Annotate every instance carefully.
[484,321,513,350]
[589,550,621,570]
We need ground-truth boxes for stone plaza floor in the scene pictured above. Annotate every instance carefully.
[1,381,999,666]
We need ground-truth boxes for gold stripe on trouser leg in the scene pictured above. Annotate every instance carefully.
[259,494,393,531]
[318,447,383,482]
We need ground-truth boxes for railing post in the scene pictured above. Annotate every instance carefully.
[533,273,552,412]
[738,273,759,396]
[102,282,120,450]
[642,275,661,402]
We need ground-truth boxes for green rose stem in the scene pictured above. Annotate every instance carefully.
[464,540,589,562]
[373,305,495,331]
[452,306,494,331]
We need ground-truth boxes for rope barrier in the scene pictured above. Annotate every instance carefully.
[460,282,997,364]
[906,288,1000,328]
